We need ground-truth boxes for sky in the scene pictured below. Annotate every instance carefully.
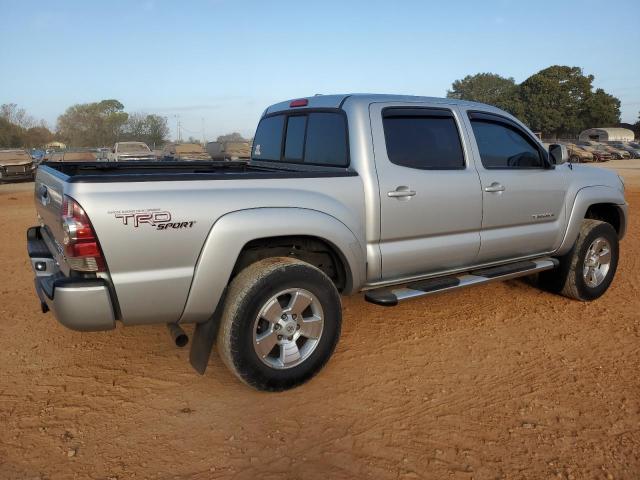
[1,0,639,141]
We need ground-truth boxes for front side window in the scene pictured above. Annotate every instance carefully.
[470,120,543,169]
[382,109,465,170]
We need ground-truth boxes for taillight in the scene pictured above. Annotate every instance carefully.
[61,196,105,272]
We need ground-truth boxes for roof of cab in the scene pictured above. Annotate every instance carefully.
[264,93,502,115]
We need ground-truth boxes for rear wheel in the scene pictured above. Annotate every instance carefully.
[540,219,619,301]
[217,257,342,391]
[570,155,580,163]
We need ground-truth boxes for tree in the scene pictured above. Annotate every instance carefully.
[120,113,169,148]
[145,114,169,147]
[447,73,525,118]
[1,103,35,129]
[519,65,620,138]
[217,132,246,142]
[23,126,54,148]
[0,105,53,148]
[580,88,620,128]
[57,99,128,146]
[0,117,24,147]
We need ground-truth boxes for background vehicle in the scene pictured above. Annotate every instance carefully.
[601,144,630,159]
[608,142,640,158]
[206,141,251,160]
[0,149,34,181]
[577,141,612,161]
[28,94,628,392]
[161,143,211,161]
[565,143,594,163]
[48,149,98,162]
[107,142,156,161]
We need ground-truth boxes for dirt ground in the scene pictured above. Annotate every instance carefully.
[1,162,639,480]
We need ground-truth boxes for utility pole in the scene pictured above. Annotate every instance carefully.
[201,117,205,145]
[173,114,182,142]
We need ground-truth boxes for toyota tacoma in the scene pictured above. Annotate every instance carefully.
[28,94,628,391]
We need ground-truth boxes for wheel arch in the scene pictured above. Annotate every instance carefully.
[178,207,365,324]
[556,186,627,256]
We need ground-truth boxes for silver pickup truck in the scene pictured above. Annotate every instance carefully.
[28,94,628,391]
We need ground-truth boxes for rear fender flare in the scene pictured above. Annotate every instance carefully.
[178,207,365,324]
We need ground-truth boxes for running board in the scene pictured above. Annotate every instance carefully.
[364,257,558,307]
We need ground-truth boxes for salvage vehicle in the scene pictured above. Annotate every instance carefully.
[601,144,631,159]
[206,141,252,161]
[577,141,612,162]
[49,149,98,162]
[565,143,594,163]
[28,94,628,391]
[608,142,640,159]
[161,143,211,161]
[0,149,34,181]
[107,141,156,161]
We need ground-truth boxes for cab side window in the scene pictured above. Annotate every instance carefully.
[382,108,465,170]
[470,119,543,169]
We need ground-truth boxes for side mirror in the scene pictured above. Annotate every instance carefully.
[549,144,568,165]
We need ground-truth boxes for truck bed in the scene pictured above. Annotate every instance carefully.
[41,160,357,183]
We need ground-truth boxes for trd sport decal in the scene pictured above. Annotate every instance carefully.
[108,208,196,231]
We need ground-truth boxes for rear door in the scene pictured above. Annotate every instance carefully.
[370,103,482,280]
[464,111,569,262]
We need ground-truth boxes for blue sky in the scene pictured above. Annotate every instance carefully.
[1,0,638,140]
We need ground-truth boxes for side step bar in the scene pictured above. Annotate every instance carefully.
[364,257,558,307]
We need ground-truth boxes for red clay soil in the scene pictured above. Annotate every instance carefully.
[0,168,638,479]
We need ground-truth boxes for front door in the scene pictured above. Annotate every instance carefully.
[464,111,569,262]
[370,103,483,280]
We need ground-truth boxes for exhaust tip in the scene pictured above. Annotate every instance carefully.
[167,323,189,348]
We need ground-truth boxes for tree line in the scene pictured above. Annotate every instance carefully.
[447,65,638,138]
[2,66,638,149]
[0,99,170,149]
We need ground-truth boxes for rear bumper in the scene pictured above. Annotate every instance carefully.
[27,226,116,331]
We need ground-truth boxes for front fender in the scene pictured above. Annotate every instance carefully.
[178,207,365,324]
[556,185,627,256]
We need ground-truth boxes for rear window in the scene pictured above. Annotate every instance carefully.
[252,115,285,161]
[252,111,348,166]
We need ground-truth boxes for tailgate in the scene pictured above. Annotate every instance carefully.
[34,166,67,255]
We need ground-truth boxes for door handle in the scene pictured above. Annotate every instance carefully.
[388,186,416,198]
[484,182,505,193]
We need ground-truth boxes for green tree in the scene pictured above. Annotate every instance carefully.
[145,114,169,148]
[519,66,591,136]
[580,88,621,128]
[446,73,525,118]
[120,113,169,148]
[0,117,24,147]
[57,99,128,146]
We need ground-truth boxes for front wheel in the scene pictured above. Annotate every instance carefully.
[217,257,342,391]
[540,219,619,301]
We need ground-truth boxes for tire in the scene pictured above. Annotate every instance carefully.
[570,155,580,164]
[539,219,619,301]
[217,257,342,391]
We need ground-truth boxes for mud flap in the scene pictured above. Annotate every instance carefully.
[188,291,225,375]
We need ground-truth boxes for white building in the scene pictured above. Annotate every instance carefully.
[578,128,634,142]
